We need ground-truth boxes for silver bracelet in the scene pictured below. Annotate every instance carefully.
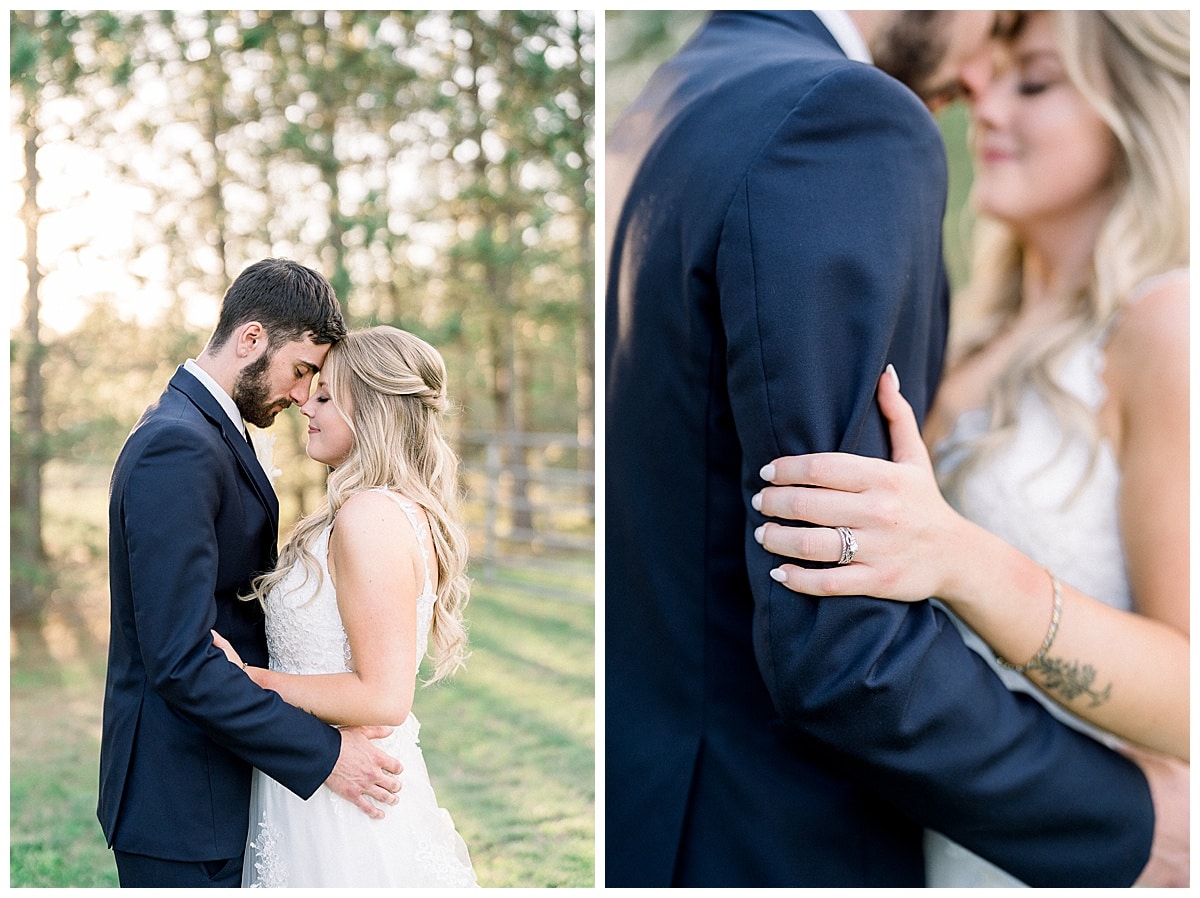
[996,571,1062,673]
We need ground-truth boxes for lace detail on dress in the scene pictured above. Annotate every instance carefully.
[245,488,475,887]
[246,811,285,888]
[935,337,1130,612]
[412,807,480,887]
[263,490,438,676]
[263,527,352,676]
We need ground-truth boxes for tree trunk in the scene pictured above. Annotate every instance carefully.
[202,10,231,279]
[12,121,49,631]
[574,193,595,508]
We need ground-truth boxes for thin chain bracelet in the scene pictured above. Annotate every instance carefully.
[996,571,1062,673]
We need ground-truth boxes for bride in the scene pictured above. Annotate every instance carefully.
[213,325,478,887]
[753,10,1188,887]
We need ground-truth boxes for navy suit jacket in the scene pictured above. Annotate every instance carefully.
[98,366,341,861]
[605,11,1153,887]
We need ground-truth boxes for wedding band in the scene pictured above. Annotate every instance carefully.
[835,526,858,566]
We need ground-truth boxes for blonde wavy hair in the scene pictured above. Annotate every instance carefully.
[939,10,1189,498]
[248,325,470,682]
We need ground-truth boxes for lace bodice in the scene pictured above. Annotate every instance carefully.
[246,490,476,888]
[934,268,1187,617]
[935,338,1132,617]
[264,490,438,677]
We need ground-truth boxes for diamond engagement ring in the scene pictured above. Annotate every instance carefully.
[835,526,858,566]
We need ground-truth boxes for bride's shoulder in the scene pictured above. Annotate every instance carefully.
[1103,271,1188,423]
[1106,271,1188,368]
[337,489,420,529]
[334,490,427,555]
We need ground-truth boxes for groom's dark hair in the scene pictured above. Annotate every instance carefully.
[208,258,347,352]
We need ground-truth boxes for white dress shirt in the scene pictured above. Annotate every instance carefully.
[813,10,873,64]
[184,358,251,441]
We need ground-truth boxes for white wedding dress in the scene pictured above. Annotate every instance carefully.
[243,490,478,888]
[924,323,1140,887]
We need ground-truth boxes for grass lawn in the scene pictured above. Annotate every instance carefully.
[10,559,595,888]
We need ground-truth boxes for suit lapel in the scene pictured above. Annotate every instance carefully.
[168,367,280,530]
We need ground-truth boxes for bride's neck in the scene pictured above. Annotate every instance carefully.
[1017,243,1092,317]
[1012,200,1108,316]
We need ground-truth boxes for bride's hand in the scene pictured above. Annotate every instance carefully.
[753,366,965,602]
[211,629,245,669]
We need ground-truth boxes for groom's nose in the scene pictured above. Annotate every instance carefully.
[288,377,314,406]
[957,49,992,105]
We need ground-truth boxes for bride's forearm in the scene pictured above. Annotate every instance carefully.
[939,525,1188,761]
[249,667,413,729]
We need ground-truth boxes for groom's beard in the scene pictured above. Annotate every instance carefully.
[233,352,284,429]
[872,11,948,104]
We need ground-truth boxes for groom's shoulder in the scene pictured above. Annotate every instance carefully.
[115,386,224,476]
[779,51,930,117]
[689,35,934,146]
[693,12,918,101]
[131,384,217,442]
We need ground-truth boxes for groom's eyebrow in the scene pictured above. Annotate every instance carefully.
[993,10,1025,40]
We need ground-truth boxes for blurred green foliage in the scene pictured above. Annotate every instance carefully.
[12,9,596,625]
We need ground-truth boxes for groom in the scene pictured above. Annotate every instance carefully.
[606,11,1178,886]
[99,259,401,887]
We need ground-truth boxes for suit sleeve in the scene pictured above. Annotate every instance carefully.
[122,424,341,798]
[717,65,1153,887]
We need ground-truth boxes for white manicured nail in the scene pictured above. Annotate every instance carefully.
[751,492,763,511]
[886,364,899,390]
[759,463,776,481]
[754,525,765,544]
[769,568,788,583]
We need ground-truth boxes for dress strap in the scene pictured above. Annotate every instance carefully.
[367,489,435,597]
[1128,267,1189,304]
[1100,267,1189,344]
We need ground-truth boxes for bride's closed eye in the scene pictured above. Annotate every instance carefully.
[1013,50,1065,97]
[1016,80,1053,96]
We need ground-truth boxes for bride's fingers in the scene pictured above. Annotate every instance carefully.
[753,483,860,527]
[754,522,845,564]
[877,366,929,469]
[763,451,884,493]
[768,562,873,597]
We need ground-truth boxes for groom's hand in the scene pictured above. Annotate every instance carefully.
[1126,743,1189,886]
[325,725,403,819]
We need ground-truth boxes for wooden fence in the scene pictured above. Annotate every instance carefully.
[457,430,595,575]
